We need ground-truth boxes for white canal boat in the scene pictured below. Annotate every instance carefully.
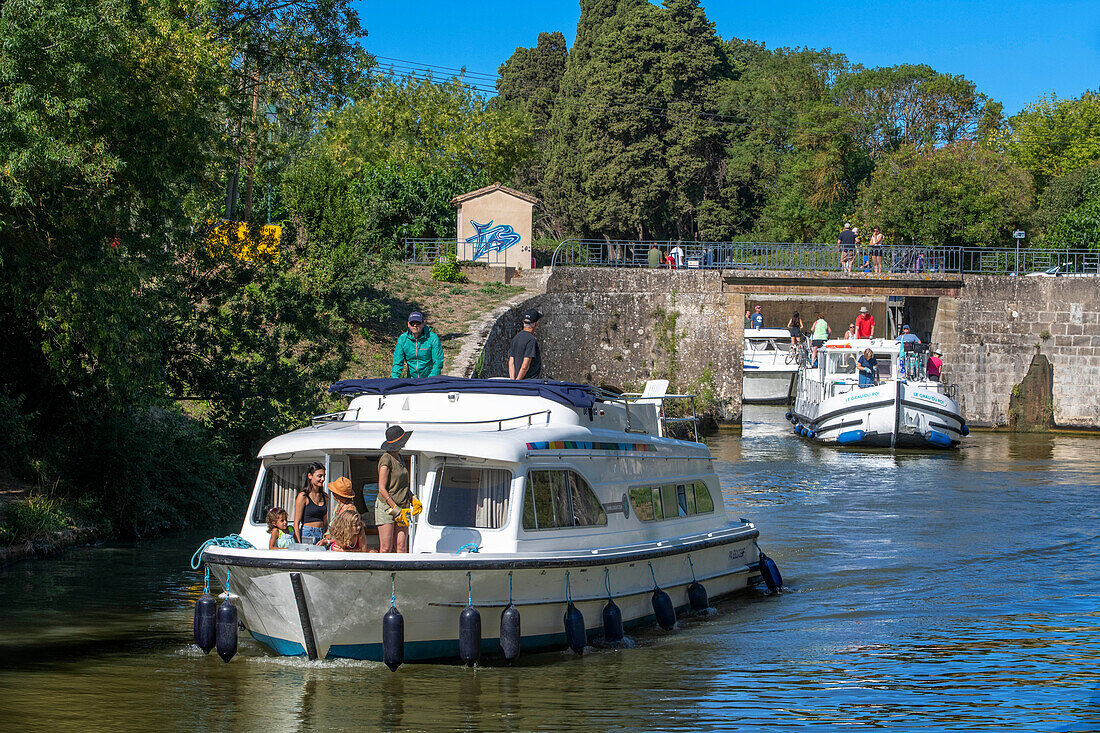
[788,339,968,449]
[743,327,799,404]
[198,377,779,664]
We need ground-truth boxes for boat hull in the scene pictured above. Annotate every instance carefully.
[792,379,965,449]
[742,368,796,404]
[203,527,761,662]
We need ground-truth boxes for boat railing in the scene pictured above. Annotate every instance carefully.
[616,391,700,441]
[310,409,553,431]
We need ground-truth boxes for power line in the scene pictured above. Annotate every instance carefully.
[368,55,1100,146]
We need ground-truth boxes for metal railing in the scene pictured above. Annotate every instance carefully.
[311,409,552,431]
[404,238,457,265]
[404,238,510,266]
[550,239,1100,276]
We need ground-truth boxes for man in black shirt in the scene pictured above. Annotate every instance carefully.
[509,309,542,379]
[837,223,857,273]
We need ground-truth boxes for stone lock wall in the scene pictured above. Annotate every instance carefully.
[482,269,745,420]
[478,267,1100,429]
[933,276,1100,429]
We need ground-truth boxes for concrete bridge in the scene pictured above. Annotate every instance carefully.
[475,267,1100,430]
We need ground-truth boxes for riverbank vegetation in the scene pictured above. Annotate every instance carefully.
[2,0,1098,545]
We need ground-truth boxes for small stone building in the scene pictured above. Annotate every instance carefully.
[452,183,538,270]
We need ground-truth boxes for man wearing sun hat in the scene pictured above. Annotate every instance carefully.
[391,310,444,378]
[855,305,875,339]
[509,309,542,380]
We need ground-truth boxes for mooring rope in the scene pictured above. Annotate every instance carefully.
[190,534,254,570]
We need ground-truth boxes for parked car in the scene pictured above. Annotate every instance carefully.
[1024,262,1098,277]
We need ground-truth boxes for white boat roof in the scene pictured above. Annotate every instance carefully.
[745,327,792,340]
[257,388,706,463]
[257,423,706,463]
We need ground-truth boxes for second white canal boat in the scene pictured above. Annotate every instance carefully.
[789,339,968,449]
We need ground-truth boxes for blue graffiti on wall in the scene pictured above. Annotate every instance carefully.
[467,220,521,260]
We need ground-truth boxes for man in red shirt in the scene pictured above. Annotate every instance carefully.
[855,306,875,339]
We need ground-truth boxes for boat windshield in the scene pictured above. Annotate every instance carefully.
[826,352,858,376]
[747,338,788,352]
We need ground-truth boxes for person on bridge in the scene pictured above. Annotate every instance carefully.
[855,306,875,339]
[648,244,662,267]
[509,309,542,380]
[391,311,444,378]
[837,223,857,273]
[869,227,885,273]
[669,242,685,269]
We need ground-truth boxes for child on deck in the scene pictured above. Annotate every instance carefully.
[327,510,368,553]
[266,508,293,550]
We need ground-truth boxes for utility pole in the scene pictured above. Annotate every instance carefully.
[1012,228,1025,274]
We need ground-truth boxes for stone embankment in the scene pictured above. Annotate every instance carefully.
[933,275,1100,429]
[478,268,744,420]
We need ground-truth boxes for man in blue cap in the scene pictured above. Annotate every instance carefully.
[391,311,444,378]
[895,324,920,344]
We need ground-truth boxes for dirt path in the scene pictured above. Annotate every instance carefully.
[349,267,548,380]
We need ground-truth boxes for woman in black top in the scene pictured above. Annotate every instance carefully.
[294,462,328,544]
[786,311,803,347]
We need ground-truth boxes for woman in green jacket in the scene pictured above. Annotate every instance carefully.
[391,311,444,378]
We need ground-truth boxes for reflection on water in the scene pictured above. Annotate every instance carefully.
[1,407,1099,731]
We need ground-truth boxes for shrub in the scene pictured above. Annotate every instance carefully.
[431,254,466,283]
[0,494,74,545]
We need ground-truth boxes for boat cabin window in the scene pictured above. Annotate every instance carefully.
[826,352,858,376]
[522,470,607,530]
[628,481,715,521]
[427,466,512,529]
[251,462,313,524]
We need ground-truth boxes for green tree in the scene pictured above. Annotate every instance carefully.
[497,31,569,233]
[321,74,533,184]
[1036,163,1100,249]
[836,64,989,158]
[995,90,1100,190]
[208,0,369,223]
[0,0,372,534]
[544,0,730,241]
[856,142,1033,248]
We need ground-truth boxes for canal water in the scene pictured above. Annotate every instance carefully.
[1,406,1098,731]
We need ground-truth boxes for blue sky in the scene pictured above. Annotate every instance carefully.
[357,0,1099,115]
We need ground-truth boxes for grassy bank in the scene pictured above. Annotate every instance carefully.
[348,268,526,378]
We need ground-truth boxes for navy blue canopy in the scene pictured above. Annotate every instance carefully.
[328,376,597,410]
